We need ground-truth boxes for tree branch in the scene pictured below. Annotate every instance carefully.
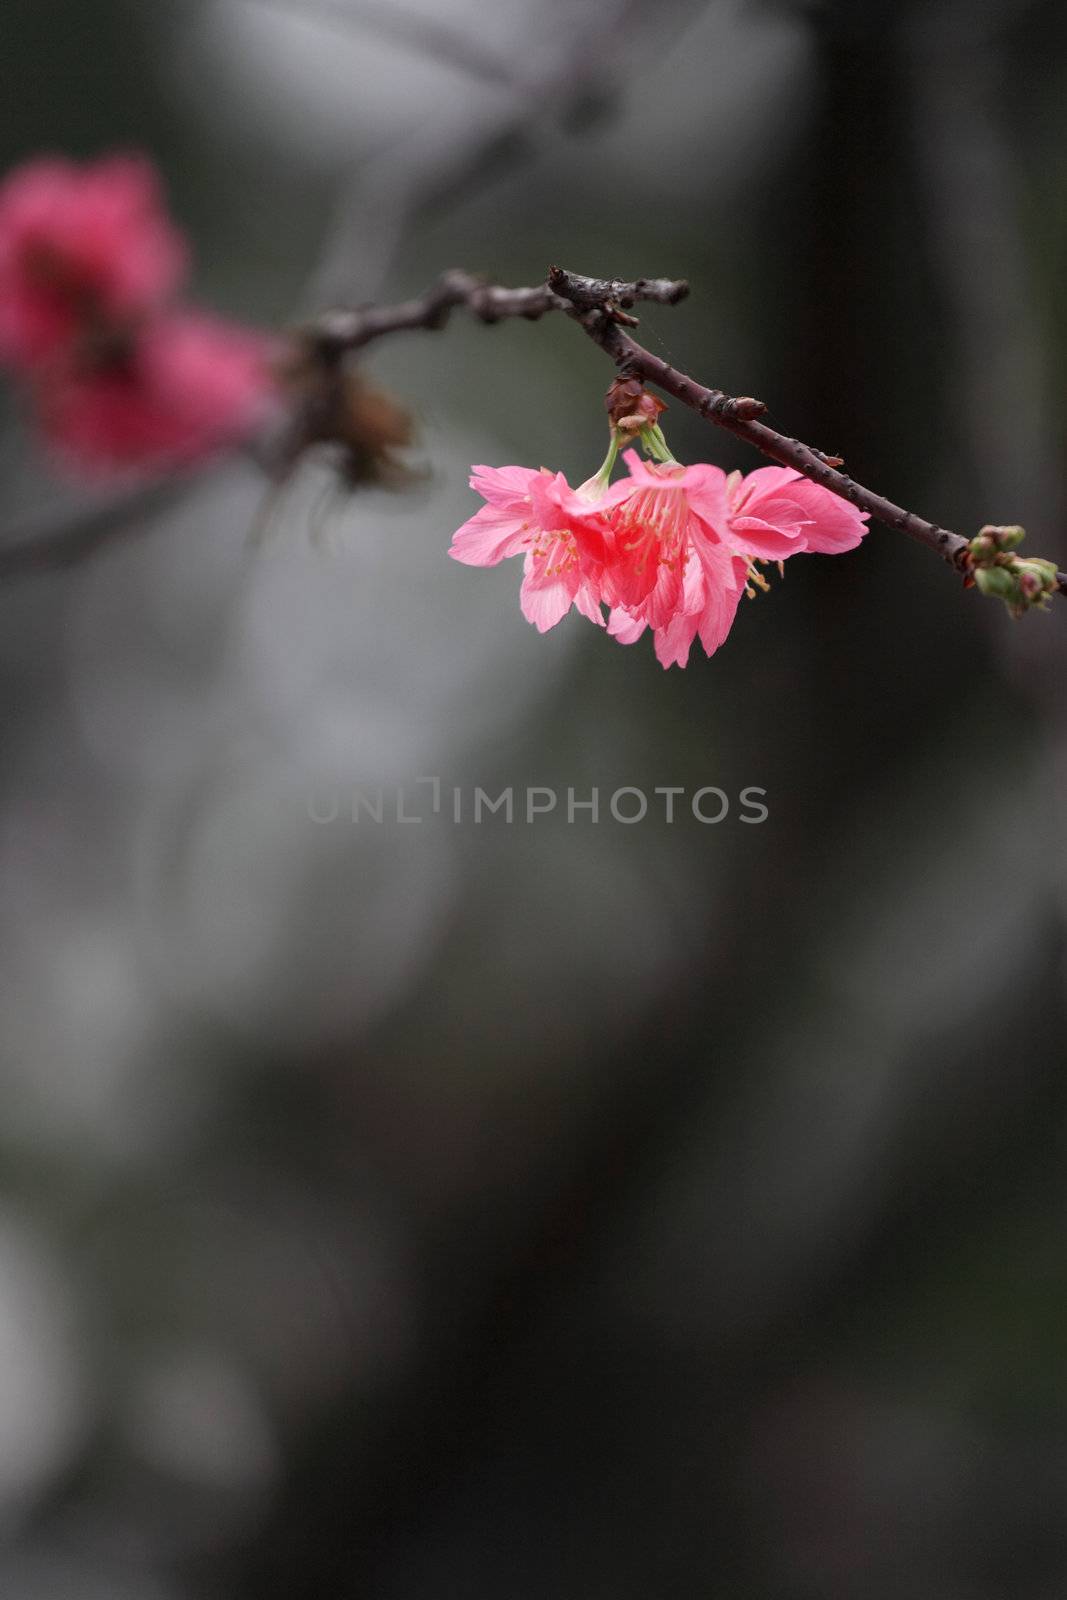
[305,263,1067,597]
[306,269,688,354]
[6,264,1064,597]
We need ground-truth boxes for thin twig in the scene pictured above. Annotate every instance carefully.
[306,269,687,353]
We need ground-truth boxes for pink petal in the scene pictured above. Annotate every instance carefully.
[607,608,647,645]
[675,545,711,617]
[520,555,574,633]
[670,460,729,528]
[778,478,869,553]
[695,547,749,657]
[573,579,606,626]
[469,463,540,507]
[725,510,809,560]
[526,471,613,563]
[653,611,700,669]
[732,464,804,508]
[639,546,686,630]
[449,503,529,566]
[618,447,665,487]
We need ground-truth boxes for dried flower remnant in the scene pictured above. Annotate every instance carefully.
[274,339,415,488]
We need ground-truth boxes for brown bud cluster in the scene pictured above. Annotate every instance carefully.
[605,375,666,438]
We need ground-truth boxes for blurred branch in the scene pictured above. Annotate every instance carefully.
[296,0,672,311]
[231,0,521,90]
[0,475,191,580]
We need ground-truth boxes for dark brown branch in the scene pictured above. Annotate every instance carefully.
[305,263,1067,596]
[306,269,690,355]
[546,267,1067,595]
[545,266,690,315]
[6,264,1064,595]
[598,324,984,573]
[308,271,565,354]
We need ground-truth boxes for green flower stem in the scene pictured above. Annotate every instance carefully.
[639,423,678,465]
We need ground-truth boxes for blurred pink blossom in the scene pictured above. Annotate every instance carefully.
[0,151,278,475]
[0,155,187,370]
[36,312,278,473]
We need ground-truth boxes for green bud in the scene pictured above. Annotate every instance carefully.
[978,523,1026,552]
[1018,557,1057,584]
[974,565,1016,600]
[1015,559,1057,611]
[969,524,1059,617]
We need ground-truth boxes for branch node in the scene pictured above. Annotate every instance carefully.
[725,396,767,421]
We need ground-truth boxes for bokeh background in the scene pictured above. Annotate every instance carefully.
[2,1,1067,1595]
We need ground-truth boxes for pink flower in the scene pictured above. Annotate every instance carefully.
[37,312,278,473]
[0,155,187,370]
[449,463,629,632]
[451,433,869,668]
[601,451,869,668]
[451,447,869,665]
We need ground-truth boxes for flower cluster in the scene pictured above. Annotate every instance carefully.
[450,433,869,667]
[0,154,277,474]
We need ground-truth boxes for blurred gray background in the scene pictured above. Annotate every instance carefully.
[2,1,1067,1596]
